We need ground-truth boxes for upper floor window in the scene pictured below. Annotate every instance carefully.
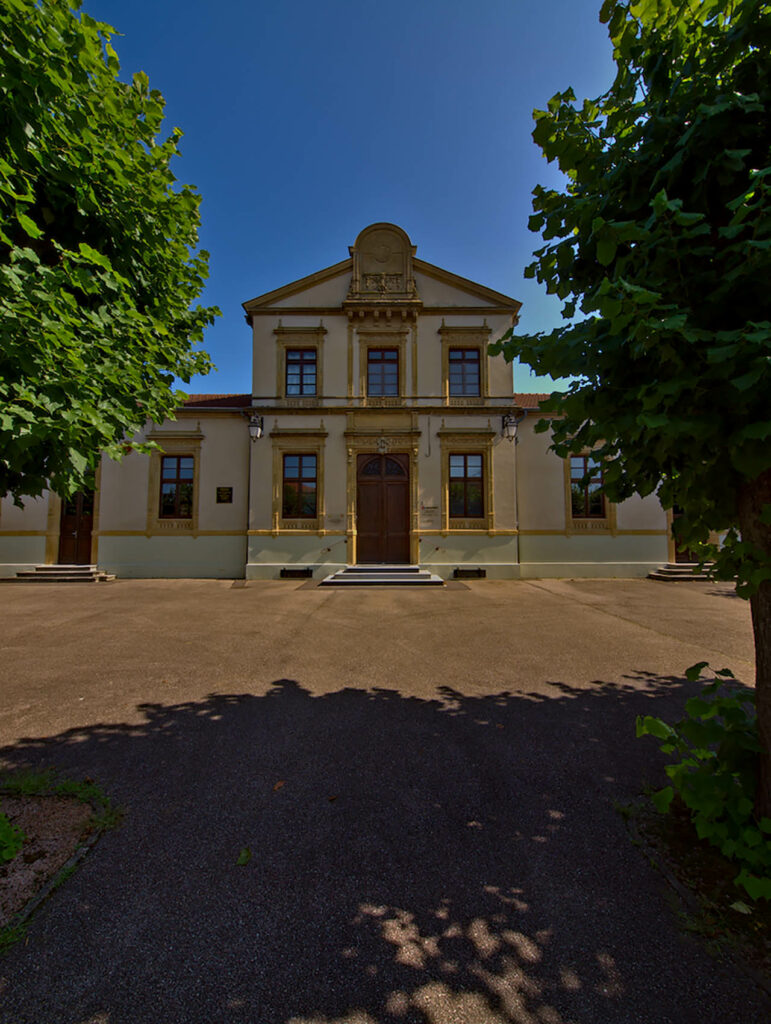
[449,453,484,517]
[570,456,605,518]
[286,349,317,396]
[282,454,317,518]
[159,456,194,518]
[448,348,480,396]
[367,349,399,396]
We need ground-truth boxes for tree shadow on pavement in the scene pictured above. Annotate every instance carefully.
[0,672,767,1024]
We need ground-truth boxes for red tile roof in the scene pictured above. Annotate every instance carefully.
[182,393,252,408]
[514,393,553,408]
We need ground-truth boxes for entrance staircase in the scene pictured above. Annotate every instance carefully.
[648,562,712,582]
[320,565,443,587]
[14,564,115,583]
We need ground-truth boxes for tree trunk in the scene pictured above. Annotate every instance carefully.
[737,468,771,820]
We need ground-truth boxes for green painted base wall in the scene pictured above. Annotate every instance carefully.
[245,532,668,580]
[246,533,346,580]
[517,534,667,579]
[99,536,247,578]
[0,536,47,576]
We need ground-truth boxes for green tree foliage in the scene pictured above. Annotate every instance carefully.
[638,663,771,901]
[493,0,771,814]
[0,0,218,501]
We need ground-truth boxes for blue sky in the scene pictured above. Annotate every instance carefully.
[83,0,616,395]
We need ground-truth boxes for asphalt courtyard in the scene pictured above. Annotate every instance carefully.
[0,577,767,1024]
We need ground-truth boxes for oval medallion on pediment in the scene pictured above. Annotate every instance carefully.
[360,228,404,275]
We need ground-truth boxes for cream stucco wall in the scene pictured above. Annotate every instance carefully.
[0,411,251,578]
[271,269,351,308]
[0,494,54,576]
[0,493,49,531]
[514,417,669,576]
[95,411,250,577]
[412,268,496,307]
[0,224,674,582]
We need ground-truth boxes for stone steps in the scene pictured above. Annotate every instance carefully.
[14,565,115,583]
[648,562,713,582]
[320,565,444,587]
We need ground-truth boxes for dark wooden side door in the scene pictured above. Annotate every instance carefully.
[356,454,410,564]
[58,491,94,564]
[672,505,699,563]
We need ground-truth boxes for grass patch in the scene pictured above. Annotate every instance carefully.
[0,767,122,835]
[0,920,28,955]
[0,767,122,954]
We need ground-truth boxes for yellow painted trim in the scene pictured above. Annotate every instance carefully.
[517,528,667,536]
[246,305,519,316]
[417,529,519,536]
[146,435,202,537]
[347,321,354,399]
[439,323,491,405]
[563,454,617,536]
[97,530,247,537]
[411,320,418,397]
[0,530,48,536]
[247,529,346,537]
[410,438,420,564]
[274,325,326,399]
[246,400,526,413]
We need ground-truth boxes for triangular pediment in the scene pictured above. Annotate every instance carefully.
[243,259,352,311]
[413,259,520,311]
[242,226,521,315]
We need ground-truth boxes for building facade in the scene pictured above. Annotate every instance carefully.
[0,223,670,579]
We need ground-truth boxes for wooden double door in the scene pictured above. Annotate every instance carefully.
[58,490,94,564]
[356,453,410,564]
[672,506,699,563]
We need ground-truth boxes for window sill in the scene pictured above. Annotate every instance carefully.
[146,518,197,536]
[278,519,321,532]
[362,396,406,407]
[568,518,614,534]
[281,396,319,407]
[446,518,489,531]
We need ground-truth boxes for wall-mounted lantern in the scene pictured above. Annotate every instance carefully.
[246,412,264,442]
[501,408,526,443]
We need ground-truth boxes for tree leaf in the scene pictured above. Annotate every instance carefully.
[651,786,674,814]
[730,901,752,915]
[596,238,617,265]
[685,662,710,682]
[0,0,219,502]
[16,211,42,239]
